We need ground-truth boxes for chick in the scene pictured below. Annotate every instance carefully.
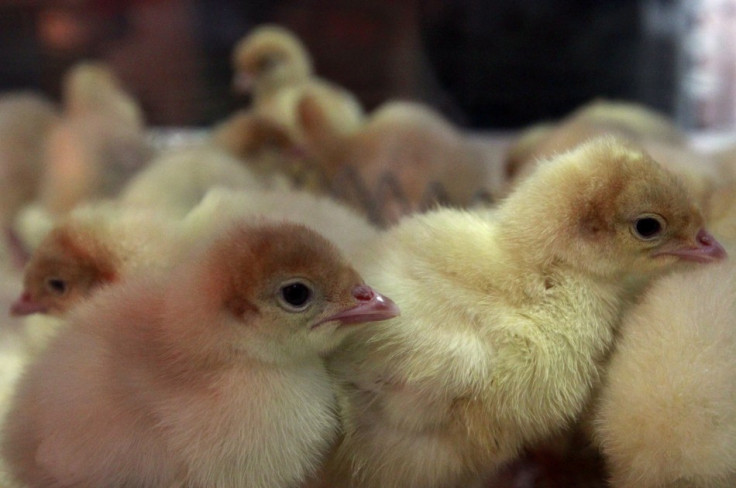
[182,186,379,257]
[118,143,265,217]
[299,97,492,225]
[593,259,736,488]
[0,92,59,230]
[35,61,152,216]
[10,203,182,318]
[232,24,364,140]
[210,109,322,192]
[324,136,725,488]
[2,221,399,488]
[504,99,687,190]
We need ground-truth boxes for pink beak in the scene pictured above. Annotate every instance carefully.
[313,285,400,328]
[655,229,727,263]
[10,291,47,317]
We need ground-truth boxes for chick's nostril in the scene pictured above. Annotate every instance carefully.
[697,229,713,245]
[352,285,375,301]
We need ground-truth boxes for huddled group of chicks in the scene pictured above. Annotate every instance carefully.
[0,23,735,488]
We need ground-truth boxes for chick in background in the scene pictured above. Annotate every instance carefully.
[232,24,364,142]
[298,95,493,225]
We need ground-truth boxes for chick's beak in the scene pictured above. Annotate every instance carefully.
[314,285,400,328]
[655,229,727,263]
[10,291,47,317]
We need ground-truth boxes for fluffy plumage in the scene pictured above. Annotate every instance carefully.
[118,143,265,216]
[322,137,725,488]
[593,260,736,488]
[35,62,152,216]
[10,203,182,317]
[2,221,399,488]
[232,24,364,141]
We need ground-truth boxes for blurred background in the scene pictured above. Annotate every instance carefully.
[1,0,734,131]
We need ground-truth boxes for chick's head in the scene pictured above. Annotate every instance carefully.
[232,25,312,94]
[11,226,118,317]
[169,222,398,363]
[499,136,726,279]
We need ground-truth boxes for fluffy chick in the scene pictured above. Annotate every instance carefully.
[593,259,736,488]
[10,203,182,318]
[34,61,152,216]
[232,24,364,140]
[324,136,725,488]
[504,99,686,189]
[2,221,399,488]
[299,97,493,225]
[210,109,323,192]
[118,143,266,217]
[0,92,59,229]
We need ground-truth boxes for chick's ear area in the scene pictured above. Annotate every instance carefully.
[224,293,258,319]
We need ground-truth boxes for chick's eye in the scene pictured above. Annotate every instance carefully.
[278,281,313,311]
[632,214,666,241]
[45,278,67,295]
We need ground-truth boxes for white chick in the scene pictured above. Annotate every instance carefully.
[2,221,399,488]
[298,96,492,225]
[322,136,726,488]
[232,24,364,140]
[0,92,59,229]
[593,259,736,488]
[118,143,265,217]
[181,186,379,257]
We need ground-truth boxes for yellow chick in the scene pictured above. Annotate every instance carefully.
[2,221,399,488]
[323,136,725,488]
[232,24,364,140]
[593,259,736,488]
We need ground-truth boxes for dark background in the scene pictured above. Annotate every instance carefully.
[0,0,683,129]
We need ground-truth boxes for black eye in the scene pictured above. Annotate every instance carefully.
[46,278,67,296]
[278,281,313,311]
[632,214,666,241]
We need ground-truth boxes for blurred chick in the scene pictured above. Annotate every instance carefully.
[35,61,153,216]
[232,24,364,140]
[504,99,687,190]
[299,97,493,225]
[10,202,182,318]
[2,221,399,488]
[0,91,59,271]
[0,92,59,230]
[593,259,736,488]
[182,187,379,256]
[118,143,266,217]
[323,137,725,488]
[211,109,325,192]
